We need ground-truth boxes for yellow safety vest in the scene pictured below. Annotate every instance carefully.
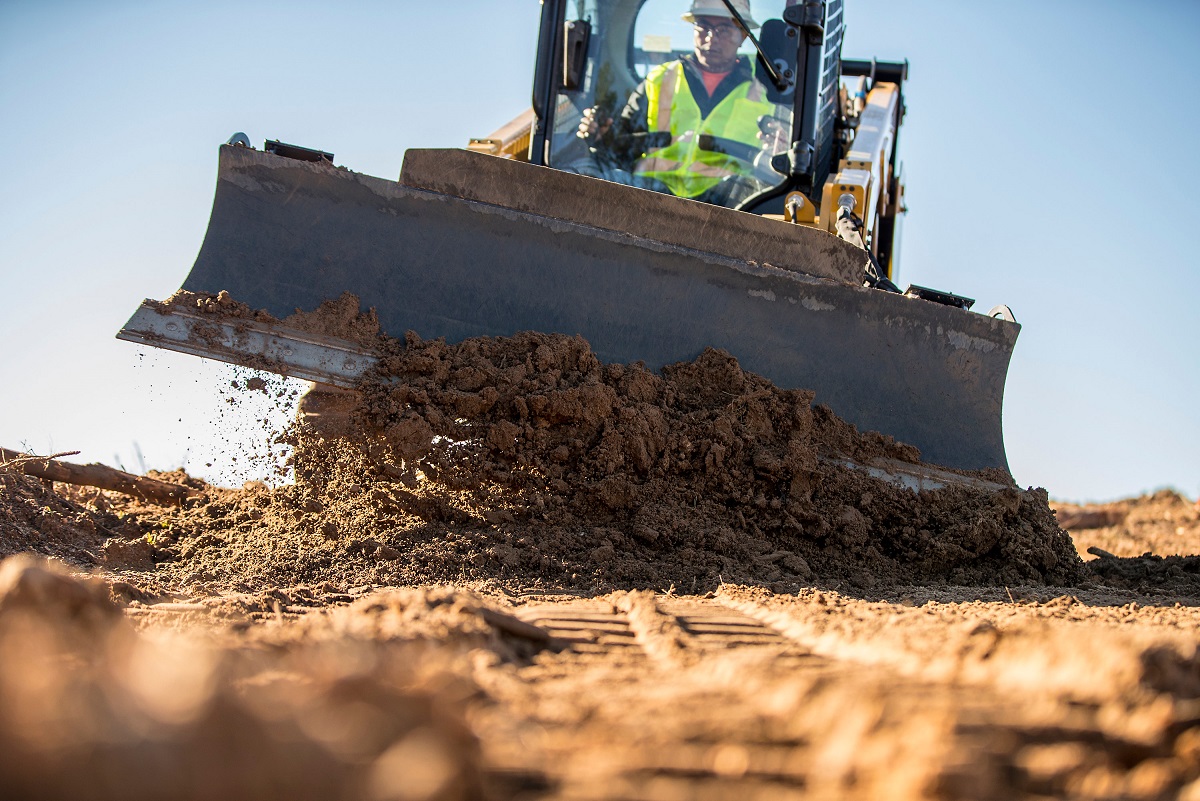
[635,59,775,199]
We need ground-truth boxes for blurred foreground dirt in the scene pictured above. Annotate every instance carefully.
[3,467,1198,801]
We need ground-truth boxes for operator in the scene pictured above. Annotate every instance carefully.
[577,0,780,207]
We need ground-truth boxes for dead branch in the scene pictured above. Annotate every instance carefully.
[0,447,205,507]
[0,449,80,468]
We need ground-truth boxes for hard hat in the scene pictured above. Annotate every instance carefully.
[682,0,760,30]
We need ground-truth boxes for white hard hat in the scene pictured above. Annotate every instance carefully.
[682,0,760,30]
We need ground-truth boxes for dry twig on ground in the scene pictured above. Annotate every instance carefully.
[0,447,203,507]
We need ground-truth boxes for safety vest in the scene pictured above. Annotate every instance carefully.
[635,59,775,199]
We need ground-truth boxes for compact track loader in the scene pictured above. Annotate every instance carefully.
[118,0,1020,475]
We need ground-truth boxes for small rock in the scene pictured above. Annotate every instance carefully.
[107,580,153,606]
[632,525,659,543]
[780,553,813,580]
[588,544,616,564]
[376,546,402,561]
[103,537,155,571]
[850,569,877,589]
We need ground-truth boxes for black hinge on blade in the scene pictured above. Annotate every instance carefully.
[904,284,975,310]
[265,140,334,163]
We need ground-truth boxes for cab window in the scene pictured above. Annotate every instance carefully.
[548,0,795,210]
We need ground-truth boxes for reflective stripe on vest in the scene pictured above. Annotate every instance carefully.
[655,63,680,133]
[637,59,776,199]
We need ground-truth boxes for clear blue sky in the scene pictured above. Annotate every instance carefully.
[2,0,1197,503]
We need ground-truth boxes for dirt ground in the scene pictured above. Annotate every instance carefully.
[2,314,1198,800]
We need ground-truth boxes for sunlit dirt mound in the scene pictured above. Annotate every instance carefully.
[0,470,116,566]
[1055,490,1200,596]
[0,468,214,576]
[1056,490,1200,558]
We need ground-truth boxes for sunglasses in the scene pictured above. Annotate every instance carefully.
[693,21,743,40]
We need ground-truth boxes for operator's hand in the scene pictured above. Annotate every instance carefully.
[752,116,789,182]
[756,115,787,155]
[577,107,613,141]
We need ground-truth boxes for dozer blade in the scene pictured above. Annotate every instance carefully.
[118,144,1019,473]
[117,303,1013,495]
[118,300,377,387]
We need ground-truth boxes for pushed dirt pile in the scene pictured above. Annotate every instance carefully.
[7,291,1088,594]
[95,317,1081,595]
[331,329,1081,591]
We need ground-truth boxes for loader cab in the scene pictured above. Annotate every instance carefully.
[529,0,848,215]
[524,0,909,282]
